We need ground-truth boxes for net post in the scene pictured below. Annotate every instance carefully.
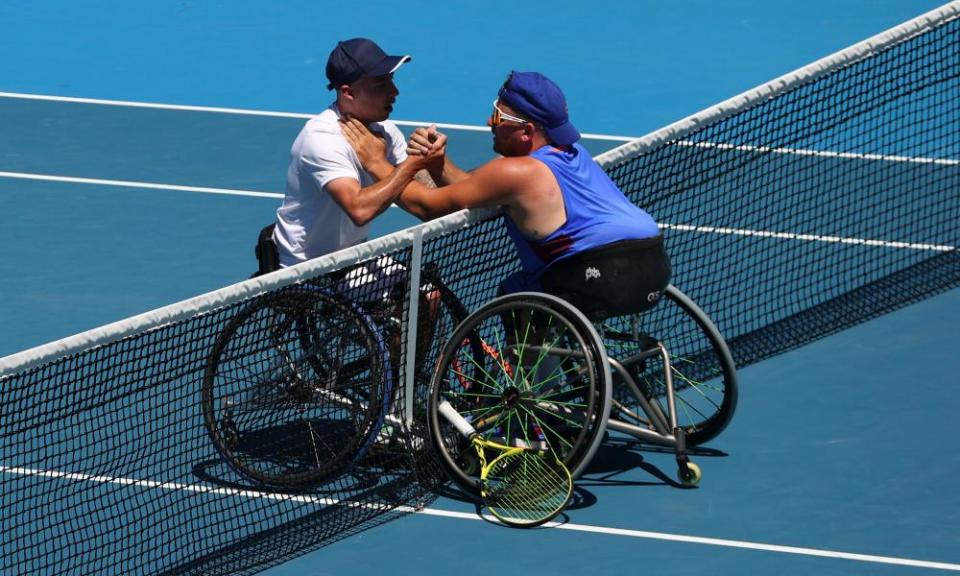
[403,228,424,425]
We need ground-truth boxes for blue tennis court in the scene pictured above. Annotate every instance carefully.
[2,2,958,575]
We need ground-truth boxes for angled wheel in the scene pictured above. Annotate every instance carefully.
[601,284,737,446]
[428,292,611,495]
[678,461,702,486]
[202,287,390,487]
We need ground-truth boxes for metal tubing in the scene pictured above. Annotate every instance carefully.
[659,342,679,430]
[606,419,677,447]
[608,357,671,435]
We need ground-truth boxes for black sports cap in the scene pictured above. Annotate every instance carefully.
[326,38,411,90]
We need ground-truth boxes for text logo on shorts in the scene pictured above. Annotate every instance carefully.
[584,267,601,281]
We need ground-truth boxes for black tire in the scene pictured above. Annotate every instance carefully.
[428,292,611,495]
[414,268,476,387]
[601,284,737,446]
[202,287,390,487]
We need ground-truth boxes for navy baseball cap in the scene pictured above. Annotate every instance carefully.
[326,38,411,90]
[498,71,580,145]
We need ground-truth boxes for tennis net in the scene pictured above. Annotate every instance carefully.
[3,2,959,574]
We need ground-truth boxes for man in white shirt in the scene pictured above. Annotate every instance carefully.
[269,38,416,270]
[258,37,444,305]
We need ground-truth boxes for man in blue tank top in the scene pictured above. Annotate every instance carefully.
[341,71,670,319]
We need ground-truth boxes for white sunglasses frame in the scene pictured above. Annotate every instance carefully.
[492,99,530,126]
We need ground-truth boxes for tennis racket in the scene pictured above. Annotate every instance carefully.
[437,400,572,527]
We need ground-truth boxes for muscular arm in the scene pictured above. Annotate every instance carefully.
[325,159,422,226]
[436,158,471,185]
[324,118,424,226]
[356,155,442,219]
[398,157,538,220]
[343,119,544,223]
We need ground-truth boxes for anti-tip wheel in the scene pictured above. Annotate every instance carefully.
[678,461,702,486]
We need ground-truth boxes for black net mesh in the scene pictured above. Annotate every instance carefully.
[1,252,449,575]
[3,9,959,576]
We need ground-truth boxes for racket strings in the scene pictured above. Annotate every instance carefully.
[485,451,570,524]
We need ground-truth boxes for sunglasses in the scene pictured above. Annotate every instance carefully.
[491,99,529,127]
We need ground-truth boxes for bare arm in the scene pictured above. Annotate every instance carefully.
[342,118,453,220]
[324,160,422,226]
[436,157,471,185]
[344,118,544,222]
[398,156,537,220]
[321,118,422,225]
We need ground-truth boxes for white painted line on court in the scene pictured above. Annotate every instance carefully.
[0,170,284,199]
[4,464,959,572]
[0,91,315,119]
[3,170,953,253]
[676,139,960,166]
[5,91,959,155]
[0,91,634,141]
[661,223,957,252]
[543,521,960,572]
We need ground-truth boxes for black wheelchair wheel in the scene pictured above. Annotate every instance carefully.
[409,263,479,388]
[600,284,737,446]
[428,292,611,495]
[202,287,390,487]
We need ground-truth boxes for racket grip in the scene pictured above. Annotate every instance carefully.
[438,400,477,439]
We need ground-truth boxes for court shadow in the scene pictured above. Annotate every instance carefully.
[576,437,728,490]
[161,471,435,576]
[430,480,476,504]
[429,434,729,510]
[463,487,593,529]
[563,485,599,512]
[727,250,960,369]
[191,458,384,496]
[430,480,579,524]
[474,506,583,530]
[170,425,446,576]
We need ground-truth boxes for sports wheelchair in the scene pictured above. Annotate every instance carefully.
[427,283,738,494]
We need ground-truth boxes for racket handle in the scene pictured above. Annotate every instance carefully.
[438,400,477,439]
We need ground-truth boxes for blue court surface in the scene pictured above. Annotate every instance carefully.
[1,2,958,575]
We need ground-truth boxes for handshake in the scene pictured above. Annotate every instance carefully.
[406,124,447,157]
[340,117,461,190]
[340,118,447,182]
[405,124,448,185]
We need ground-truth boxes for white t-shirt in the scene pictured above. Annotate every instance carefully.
[273,103,408,266]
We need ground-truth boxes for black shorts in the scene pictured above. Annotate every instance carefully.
[539,236,671,320]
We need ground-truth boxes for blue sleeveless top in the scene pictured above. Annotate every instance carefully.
[504,143,659,276]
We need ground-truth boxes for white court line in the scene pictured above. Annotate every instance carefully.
[0,170,283,199]
[3,464,959,572]
[661,223,957,252]
[10,91,960,153]
[0,91,315,119]
[5,91,959,154]
[0,90,634,141]
[675,139,960,167]
[2,169,954,253]
[1,90,955,253]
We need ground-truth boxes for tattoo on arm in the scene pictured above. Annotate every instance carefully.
[414,169,438,189]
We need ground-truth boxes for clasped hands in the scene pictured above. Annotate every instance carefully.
[341,118,446,178]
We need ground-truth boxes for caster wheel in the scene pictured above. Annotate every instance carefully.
[678,461,702,486]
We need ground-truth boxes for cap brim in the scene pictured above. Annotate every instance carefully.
[545,121,580,146]
[365,55,411,78]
